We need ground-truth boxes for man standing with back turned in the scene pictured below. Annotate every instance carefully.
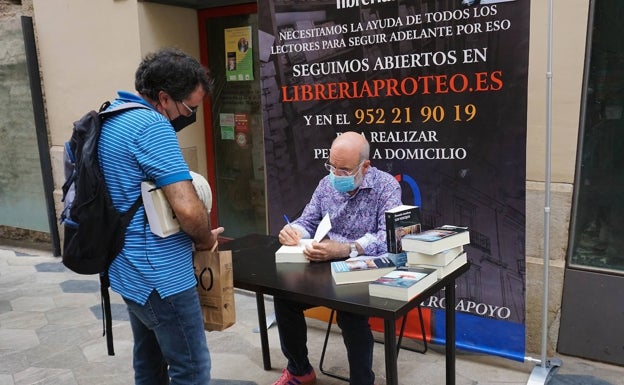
[98,48,223,385]
[274,131,402,385]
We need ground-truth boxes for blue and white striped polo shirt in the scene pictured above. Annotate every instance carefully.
[98,91,194,305]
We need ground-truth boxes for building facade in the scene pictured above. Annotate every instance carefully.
[3,0,621,365]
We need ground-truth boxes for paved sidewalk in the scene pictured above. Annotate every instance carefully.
[1,242,623,385]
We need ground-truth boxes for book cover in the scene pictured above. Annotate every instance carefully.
[406,246,464,266]
[385,205,422,253]
[401,225,470,255]
[383,251,407,267]
[368,266,438,301]
[331,256,397,285]
[410,251,468,279]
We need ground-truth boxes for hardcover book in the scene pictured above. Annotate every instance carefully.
[368,266,438,301]
[385,205,422,253]
[331,256,397,285]
[406,246,464,267]
[410,251,468,279]
[401,225,470,255]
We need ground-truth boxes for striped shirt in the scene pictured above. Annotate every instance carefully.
[291,167,402,256]
[98,91,194,305]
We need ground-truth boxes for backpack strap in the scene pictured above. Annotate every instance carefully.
[100,195,143,357]
[100,101,150,116]
[100,272,115,355]
[98,100,148,225]
[124,194,144,220]
[88,100,150,356]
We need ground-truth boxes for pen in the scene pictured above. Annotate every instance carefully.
[283,214,296,236]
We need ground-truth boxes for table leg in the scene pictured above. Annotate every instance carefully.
[445,280,456,385]
[384,318,398,385]
[256,293,272,370]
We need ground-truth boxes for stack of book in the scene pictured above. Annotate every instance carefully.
[368,225,470,301]
[402,225,470,279]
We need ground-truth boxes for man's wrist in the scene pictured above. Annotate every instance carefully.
[195,235,218,252]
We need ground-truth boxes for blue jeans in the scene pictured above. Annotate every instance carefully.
[123,288,211,385]
[274,297,375,385]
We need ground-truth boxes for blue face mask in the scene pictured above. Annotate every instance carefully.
[330,163,365,193]
[330,172,356,193]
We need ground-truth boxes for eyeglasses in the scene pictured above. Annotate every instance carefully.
[179,101,198,116]
[324,161,364,177]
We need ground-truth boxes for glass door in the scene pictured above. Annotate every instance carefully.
[198,4,266,239]
[558,0,624,365]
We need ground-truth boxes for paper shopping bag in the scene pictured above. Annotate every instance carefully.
[193,247,236,331]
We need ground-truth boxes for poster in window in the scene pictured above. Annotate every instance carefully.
[224,26,254,82]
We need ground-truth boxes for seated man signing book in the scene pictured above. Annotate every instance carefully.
[274,131,402,385]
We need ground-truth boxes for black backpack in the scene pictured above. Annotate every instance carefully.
[60,101,148,355]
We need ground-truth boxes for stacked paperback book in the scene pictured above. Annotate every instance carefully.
[369,224,470,301]
[402,225,470,279]
[368,265,438,301]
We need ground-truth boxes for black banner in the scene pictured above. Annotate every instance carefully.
[259,0,529,360]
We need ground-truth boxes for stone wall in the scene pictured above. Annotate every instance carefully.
[0,0,578,356]
[525,181,573,355]
[0,0,51,244]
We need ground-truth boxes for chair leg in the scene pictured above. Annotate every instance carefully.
[320,306,427,382]
[319,309,349,382]
[396,304,428,356]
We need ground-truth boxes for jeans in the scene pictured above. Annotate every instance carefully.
[123,287,211,385]
[274,297,375,385]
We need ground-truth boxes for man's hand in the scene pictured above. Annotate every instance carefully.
[195,226,225,251]
[303,239,349,262]
[279,225,302,245]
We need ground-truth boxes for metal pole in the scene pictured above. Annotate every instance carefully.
[21,16,61,256]
[526,0,563,383]
[541,0,554,367]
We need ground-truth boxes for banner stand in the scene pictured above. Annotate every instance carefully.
[261,0,531,365]
[526,1,562,383]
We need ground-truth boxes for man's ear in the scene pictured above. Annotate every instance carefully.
[361,159,371,173]
[157,90,168,105]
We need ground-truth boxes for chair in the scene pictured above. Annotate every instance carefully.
[318,305,428,382]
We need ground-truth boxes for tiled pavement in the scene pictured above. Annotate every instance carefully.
[1,242,623,385]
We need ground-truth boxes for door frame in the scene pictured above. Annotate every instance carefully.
[197,2,258,227]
